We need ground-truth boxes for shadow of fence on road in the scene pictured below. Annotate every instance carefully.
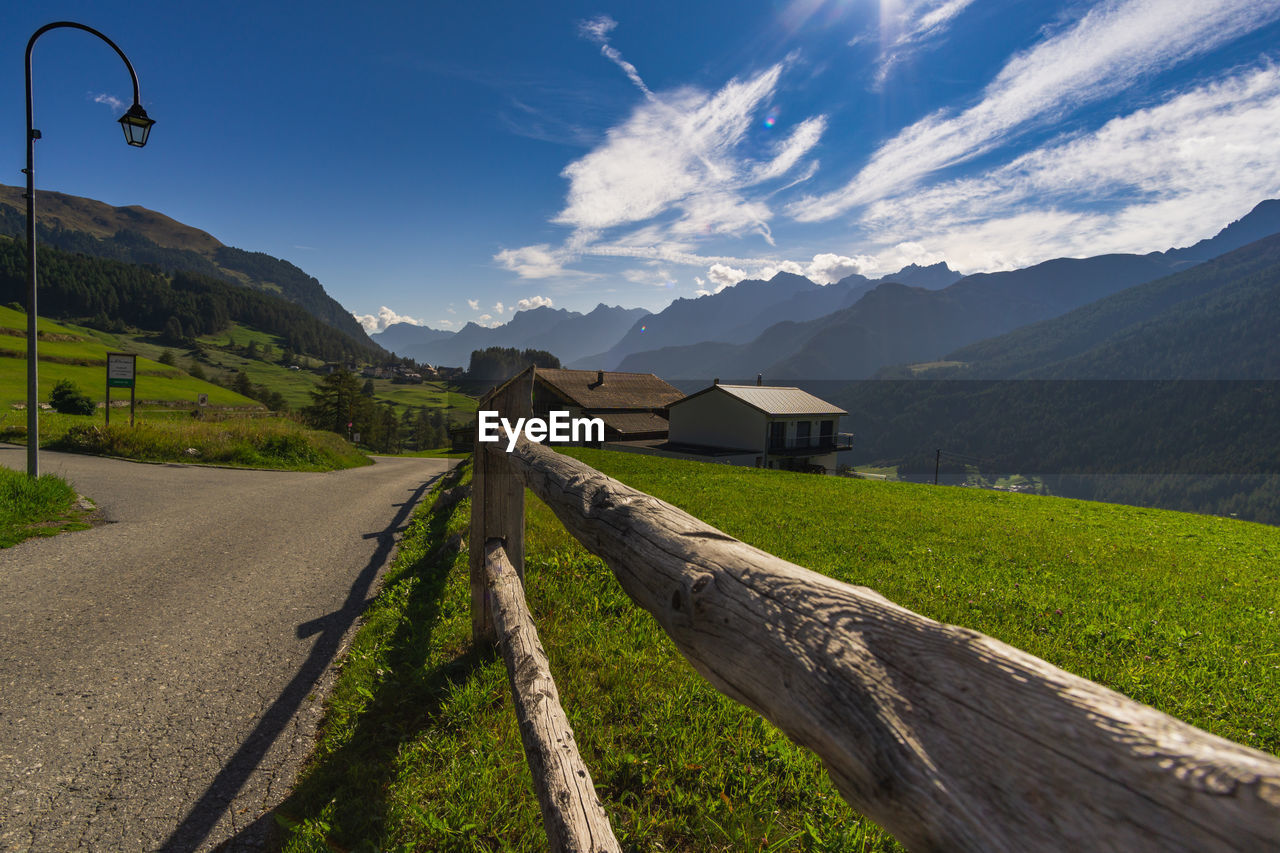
[159,470,447,852]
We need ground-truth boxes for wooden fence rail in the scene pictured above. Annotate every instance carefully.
[470,368,1280,852]
[483,540,620,852]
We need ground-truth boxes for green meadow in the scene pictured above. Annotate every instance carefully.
[0,309,370,470]
[276,449,1278,852]
[194,323,477,423]
[0,305,255,409]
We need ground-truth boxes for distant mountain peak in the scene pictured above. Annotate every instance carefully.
[878,261,961,290]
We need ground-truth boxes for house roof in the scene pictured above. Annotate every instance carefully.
[598,412,670,436]
[671,383,847,416]
[535,368,685,410]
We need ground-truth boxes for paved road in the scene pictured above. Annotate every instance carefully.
[0,447,454,852]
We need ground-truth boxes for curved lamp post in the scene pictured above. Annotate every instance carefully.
[24,22,154,476]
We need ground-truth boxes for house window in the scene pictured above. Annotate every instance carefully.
[796,421,811,449]
[769,421,786,450]
[820,420,833,448]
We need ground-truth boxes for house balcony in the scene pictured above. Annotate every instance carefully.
[769,433,854,454]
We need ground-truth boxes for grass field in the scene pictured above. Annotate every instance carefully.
[1,309,476,428]
[0,306,257,409]
[50,417,371,471]
[194,324,478,424]
[274,449,1279,852]
[0,466,90,547]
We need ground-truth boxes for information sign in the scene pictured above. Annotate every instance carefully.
[107,353,136,388]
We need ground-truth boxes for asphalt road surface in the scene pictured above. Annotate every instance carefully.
[0,446,455,852]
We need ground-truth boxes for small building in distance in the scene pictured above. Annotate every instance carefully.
[665,380,851,473]
[531,368,685,443]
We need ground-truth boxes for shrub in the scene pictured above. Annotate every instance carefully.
[49,380,95,416]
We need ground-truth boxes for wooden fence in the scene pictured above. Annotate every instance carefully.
[469,368,1280,852]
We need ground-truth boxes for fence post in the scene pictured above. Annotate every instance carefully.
[469,366,534,646]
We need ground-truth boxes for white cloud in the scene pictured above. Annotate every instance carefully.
[872,0,977,86]
[706,263,748,293]
[555,43,824,240]
[352,306,425,334]
[435,319,457,329]
[494,243,571,278]
[494,301,505,315]
[467,299,480,311]
[91,92,126,111]
[858,63,1280,270]
[792,0,1280,222]
[751,116,828,182]
[803,252,878,283]
[516,295,554,311]
[478,313,492,322]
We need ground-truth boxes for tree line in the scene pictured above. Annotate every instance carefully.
[465,346,560,381]
[302,369,452,452]
[0,202,376,347]
[0,238,379,364]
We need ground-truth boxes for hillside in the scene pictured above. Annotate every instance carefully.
[938,230,1280,379]
[0,305,255,409]
[826,231,1280,524]
[0,185,378,348]
[0,236,378,365]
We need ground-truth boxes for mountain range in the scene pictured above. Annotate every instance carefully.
[936,227,1280,379]
[612,199,1280,381]
[372,303,648,366]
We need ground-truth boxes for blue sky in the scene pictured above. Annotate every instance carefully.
[6,1,1280,334]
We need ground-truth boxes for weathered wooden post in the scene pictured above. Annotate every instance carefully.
[469,366,534,646]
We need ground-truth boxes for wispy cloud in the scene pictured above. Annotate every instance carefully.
[578,15,653,98]
[556,22,825,239]
[90,92,126,111]
[623,268,678,288]
[871,0,976,86]
[467,299,480,311]
[353,306,425,334]
[499,21,827,285]
[792,0,1280,222]
[859,63,1280,270]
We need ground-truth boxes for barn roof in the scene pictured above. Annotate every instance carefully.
[535,368,685,410]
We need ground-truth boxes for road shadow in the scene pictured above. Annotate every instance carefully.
[159,469,449,852]
[261,463,489,849]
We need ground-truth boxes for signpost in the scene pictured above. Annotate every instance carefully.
[106,352,137,427]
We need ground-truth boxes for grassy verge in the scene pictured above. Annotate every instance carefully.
[0,466,91,547]
[379,448,471,459]
[275,449,1279,852]
[35,416,371,471]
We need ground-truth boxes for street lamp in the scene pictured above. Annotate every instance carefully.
[24,21,154,477]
